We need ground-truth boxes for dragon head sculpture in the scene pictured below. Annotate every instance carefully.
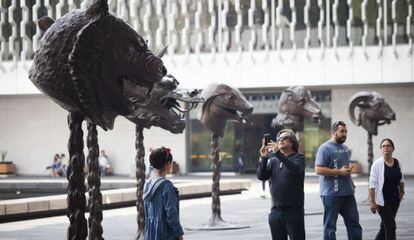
[199,83,253,137]
[271,86,324,132]
[125,74,203,134]
[349,91,396,135]
[29,0,167,130]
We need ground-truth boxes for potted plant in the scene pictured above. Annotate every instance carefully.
[0,151,17,175]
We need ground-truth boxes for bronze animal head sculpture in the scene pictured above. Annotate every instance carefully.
[126,74,203,134]
[29,0,167,130]
[199,83,253,137]
[271,86,324,132]
[349,91,396,135]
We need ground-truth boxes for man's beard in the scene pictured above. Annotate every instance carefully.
[336,135,346,144]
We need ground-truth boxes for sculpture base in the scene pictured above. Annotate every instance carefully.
[186,220,249,231]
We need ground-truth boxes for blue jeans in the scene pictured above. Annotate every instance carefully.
[321,195,362,240]
[268,206,305,240]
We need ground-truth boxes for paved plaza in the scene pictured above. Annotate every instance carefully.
[0,175,413,239]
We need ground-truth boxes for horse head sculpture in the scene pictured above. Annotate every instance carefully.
[29,0,168,130]
[199,83,253,137]
[349,91,396,135]
[271,86,324,132]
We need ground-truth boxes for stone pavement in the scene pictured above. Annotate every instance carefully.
[0,175,413,239]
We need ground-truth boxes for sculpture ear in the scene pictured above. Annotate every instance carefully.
[371,101,381,109]
[157,46,168,58]
[284,90,296,101]
[68,17,107,128]
[38,16,55,32]
[357,112,363,126]
[86,0,109,16]
[284,89,295,96]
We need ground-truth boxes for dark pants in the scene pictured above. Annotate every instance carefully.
[321,195,362,240]
[268,206,305,240]
[375,200,400,240]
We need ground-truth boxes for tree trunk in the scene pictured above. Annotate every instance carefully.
[86,123,103,240]
[135,125,146,240]
[210,133,223,225]
[67,113,87,240]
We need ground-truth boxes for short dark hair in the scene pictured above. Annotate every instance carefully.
[149,147,173,170]
[380,138,395,149]
[331,120,346,133]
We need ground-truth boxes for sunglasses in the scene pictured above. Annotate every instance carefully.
[332,120,346,130]
[277,136,290,142]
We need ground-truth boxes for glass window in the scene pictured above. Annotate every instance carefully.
[188,89,331,172]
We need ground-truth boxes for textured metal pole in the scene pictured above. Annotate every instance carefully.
[87,123,103,240]
[67,113,87,240]
[210,133,223,225]
[367,133,373,173]
[135,125,146,240]
[365,132,374,204]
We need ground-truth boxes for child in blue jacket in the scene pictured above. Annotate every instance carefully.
[143,147,184,240]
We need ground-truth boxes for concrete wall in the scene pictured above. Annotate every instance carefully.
[331,84,414,175]
[2,84,413,175]
[2,46,414,95]
[0,95,187,176]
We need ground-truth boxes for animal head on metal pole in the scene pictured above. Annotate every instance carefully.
[126,74,204,134]
[271,86,324,132]
[348,91,396,136]
[198,83,254,137]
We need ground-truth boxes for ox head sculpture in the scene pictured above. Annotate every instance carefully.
[271,86,324,132]
[199,84,253,137]
[126,74,203,134]
[349,91,396,135]
[29,0,168,130]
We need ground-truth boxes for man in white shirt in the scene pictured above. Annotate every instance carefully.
[99,150,111,176]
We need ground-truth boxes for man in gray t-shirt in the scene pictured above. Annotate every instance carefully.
[315,121,362,240]
[316,141,354,196]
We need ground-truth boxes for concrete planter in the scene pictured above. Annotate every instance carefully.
[350,160,362,174]
[0,162,16,175]
[171,161,179,174]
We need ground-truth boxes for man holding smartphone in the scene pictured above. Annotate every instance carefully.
[257,129,306,240]
[315,121,362,240]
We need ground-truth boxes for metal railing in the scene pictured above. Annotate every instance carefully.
[0,0,413,73]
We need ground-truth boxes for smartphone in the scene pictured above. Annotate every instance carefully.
[263,133,271,145]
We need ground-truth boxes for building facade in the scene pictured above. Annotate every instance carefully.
[0,0,413,175]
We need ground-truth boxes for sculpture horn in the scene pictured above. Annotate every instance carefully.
[348,91,372,126]
[38,16,55,32]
